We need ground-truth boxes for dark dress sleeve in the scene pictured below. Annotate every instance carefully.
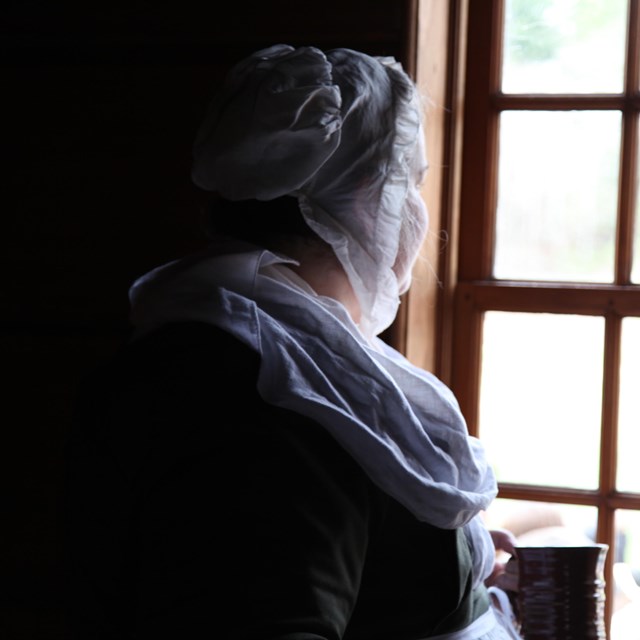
[64,322,381,640]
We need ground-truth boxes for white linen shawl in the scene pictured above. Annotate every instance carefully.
[129,246,499,587]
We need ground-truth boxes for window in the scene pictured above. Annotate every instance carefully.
[409,0,640,636]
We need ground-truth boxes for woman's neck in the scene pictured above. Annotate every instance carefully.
[282,238,361,325]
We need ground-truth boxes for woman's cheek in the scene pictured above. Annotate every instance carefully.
[394,191,429,293]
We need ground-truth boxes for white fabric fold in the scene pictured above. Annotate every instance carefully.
[129,247,498,587]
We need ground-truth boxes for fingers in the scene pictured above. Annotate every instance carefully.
[485,559,520,591]
[494,558,519,592]
[490,528,518,556]
[485,529,520,592]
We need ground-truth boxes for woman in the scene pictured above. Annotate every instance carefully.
[65,44,519,639]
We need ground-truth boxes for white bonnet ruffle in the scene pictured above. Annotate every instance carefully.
[191,44,427,338]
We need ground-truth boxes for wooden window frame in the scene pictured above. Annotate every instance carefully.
[406,0,640,632]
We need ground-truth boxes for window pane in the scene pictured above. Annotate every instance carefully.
[617,318,640,492]
[479,312,604,489]
[502,0,628,94]
[611,510,640,640]
[494,111,620,282]
[483,498,598,554]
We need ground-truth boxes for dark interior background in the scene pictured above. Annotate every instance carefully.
[3,1,415,637]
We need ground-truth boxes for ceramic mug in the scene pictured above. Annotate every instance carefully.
[515,544,608,639]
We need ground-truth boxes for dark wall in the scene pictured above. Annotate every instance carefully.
[3,1,413,637]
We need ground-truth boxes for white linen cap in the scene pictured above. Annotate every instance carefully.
[191,44,428,338]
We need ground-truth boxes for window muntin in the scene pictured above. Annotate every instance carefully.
[633,127,640,283]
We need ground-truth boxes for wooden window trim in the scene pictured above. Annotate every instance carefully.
[407,0,640,633]
[398,0,469,381]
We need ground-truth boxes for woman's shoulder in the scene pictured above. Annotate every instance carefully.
[78,321,261,412]
[73,321,377,489]
[124,320,261,376]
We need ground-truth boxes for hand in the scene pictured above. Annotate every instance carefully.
[485,528,519,592]
[490,528,517,556]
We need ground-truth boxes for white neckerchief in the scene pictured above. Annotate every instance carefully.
[129,247,498,587]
